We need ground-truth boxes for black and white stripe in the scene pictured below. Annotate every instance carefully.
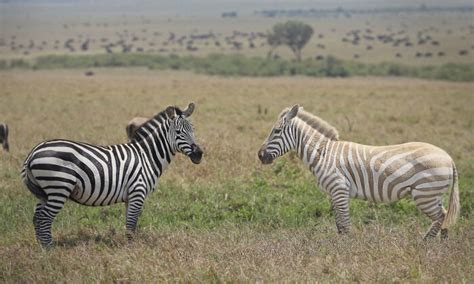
[258,105,460,240]
[0,123,9,152]
[22,103,203,248]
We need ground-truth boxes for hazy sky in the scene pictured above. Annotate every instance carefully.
[1,0,473,18]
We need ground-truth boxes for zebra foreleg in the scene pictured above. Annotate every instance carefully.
[125,192,145,241]
[331,189,351,234]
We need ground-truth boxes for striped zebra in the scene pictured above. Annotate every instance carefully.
[0,123,9,152]
[21,103,203,248]
[258,105,460,240]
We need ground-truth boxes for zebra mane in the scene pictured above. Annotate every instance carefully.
[131,106,179,142]
[287,107,340,141]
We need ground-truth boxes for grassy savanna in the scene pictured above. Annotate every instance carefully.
[0,69,473,281]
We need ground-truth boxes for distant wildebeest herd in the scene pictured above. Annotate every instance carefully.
[3,103,461,248]
[2,7,473,61]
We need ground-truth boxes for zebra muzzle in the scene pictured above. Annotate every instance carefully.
[258,149,273,165]
[189,144,203,164]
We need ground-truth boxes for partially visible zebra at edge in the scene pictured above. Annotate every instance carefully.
[22,103,203,248]
[258,105,460,240]
[0,123,9,152]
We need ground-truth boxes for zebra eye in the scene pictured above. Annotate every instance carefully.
[274,128,281,134]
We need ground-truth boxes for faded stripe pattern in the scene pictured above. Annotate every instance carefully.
[259,105,460,239]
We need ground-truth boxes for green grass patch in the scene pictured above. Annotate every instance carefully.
[1,53,474,82]
[2,158,472,246]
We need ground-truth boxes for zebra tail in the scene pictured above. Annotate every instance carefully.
[21,142,48,201]
[23,166,47,202]
[442,162,460,229]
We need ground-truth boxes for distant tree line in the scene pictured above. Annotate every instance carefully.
[255,5,474,18]
[1,53,473,82]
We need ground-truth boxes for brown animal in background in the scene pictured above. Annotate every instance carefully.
[126,117,149,141]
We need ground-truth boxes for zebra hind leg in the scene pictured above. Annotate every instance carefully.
[33,201,45,228]
[35,190,71,248]
[415,197,446,241]
[423,212,445,241]
[440,207,449,240]
[35,208,57,248]
[440,228,449,240]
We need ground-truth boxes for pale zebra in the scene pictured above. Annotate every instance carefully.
[0,123,9,152]
[22,103,203,247]
[258,105,460,239]
[126,116,148,141]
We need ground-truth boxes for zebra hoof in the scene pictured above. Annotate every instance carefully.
[440,229,449,240]
[40,241,54,250]
[422,234,436,241]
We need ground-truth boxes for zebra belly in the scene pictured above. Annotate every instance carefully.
[350,183,413,203]
[348,167,451,204]
[69,184,127,206]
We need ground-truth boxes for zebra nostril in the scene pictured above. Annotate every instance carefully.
[192,144,202,153]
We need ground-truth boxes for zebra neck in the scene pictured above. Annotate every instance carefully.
[135,123,174,179]
[293,121,330,170]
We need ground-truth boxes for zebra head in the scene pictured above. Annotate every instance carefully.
[166,103,203,164]
[258,105,299,164]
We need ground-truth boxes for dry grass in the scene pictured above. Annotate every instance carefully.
[1,221,473,282]
[1,69,473,183]
[0,69,473,281]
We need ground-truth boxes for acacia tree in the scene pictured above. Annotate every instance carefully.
[267,21,314,61]
[266,31,282,59]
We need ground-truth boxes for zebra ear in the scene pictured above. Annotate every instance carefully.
[165,106,176,119]
[285,104,299,121]
[182,102,195,117]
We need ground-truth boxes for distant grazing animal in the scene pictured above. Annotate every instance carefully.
[258,105,459,240]
[22,103,203,248]
[0,123,9,151]
[126,117,149,141]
